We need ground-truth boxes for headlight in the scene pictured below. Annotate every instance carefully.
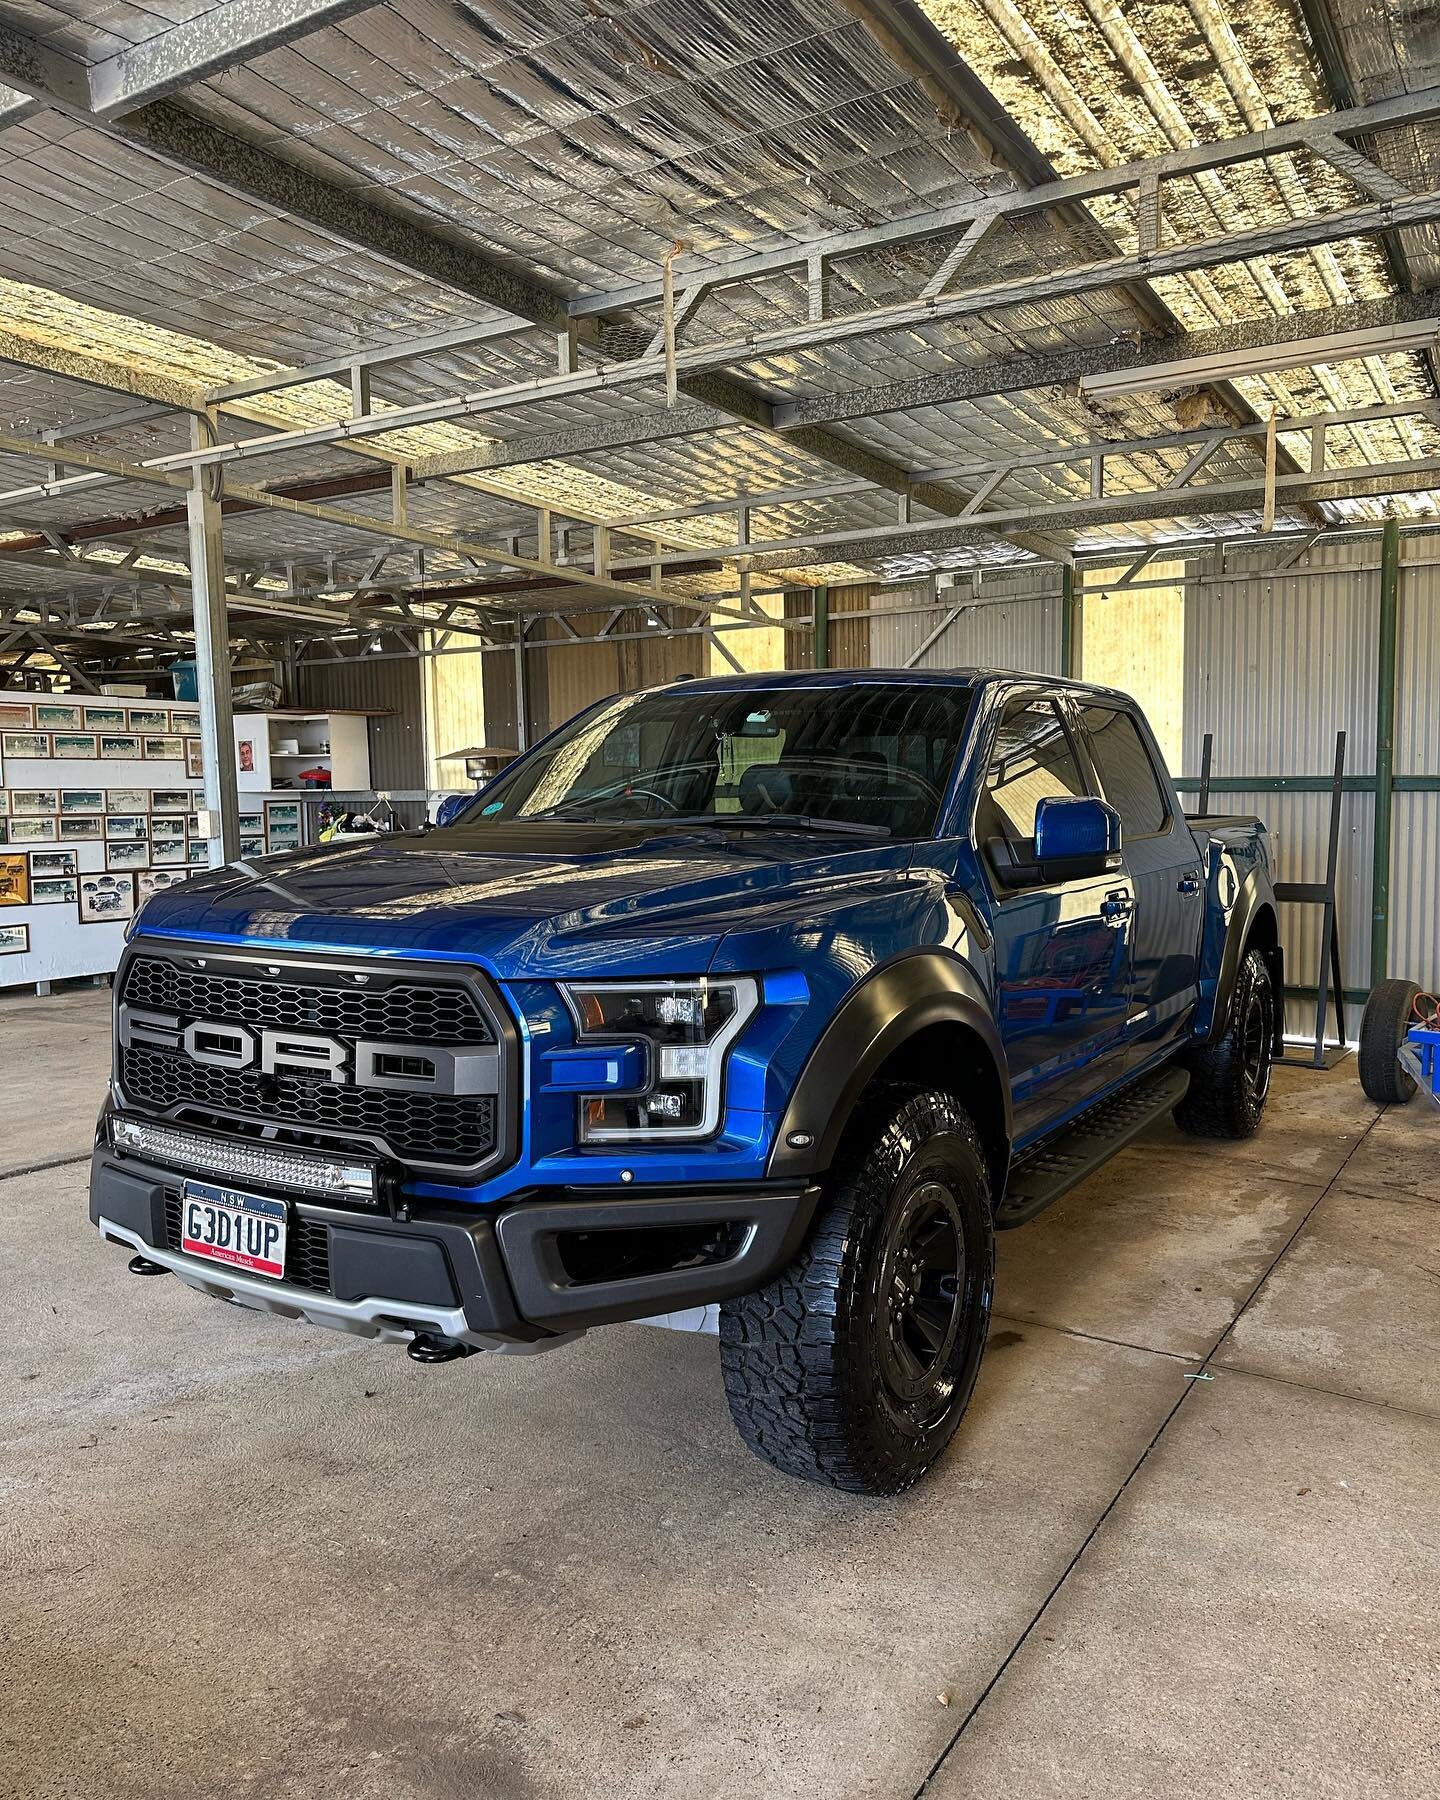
[560,977,758,1141]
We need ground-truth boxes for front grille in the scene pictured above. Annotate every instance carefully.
[123,955,494,1044]
[118,948,511,1175]
[122,1045,496,1165]
[163,1188,331,1294]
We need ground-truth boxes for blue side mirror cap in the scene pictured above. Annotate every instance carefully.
[434,794,472,828]
[1034,795,1122,861]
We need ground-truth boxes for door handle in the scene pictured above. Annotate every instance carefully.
[1177,870,1202,895]
[1099,891,1132,925]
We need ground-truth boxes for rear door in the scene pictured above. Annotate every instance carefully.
[1073,702,1202,1066]
[973,692,1134,1143]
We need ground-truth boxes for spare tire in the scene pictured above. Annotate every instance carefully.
[1358,978,1421,1104]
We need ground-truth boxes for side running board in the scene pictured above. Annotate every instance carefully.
[996,1065,1191,1229]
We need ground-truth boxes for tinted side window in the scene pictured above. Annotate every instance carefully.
[1081,707,1168,837]
[977,699,1087,847]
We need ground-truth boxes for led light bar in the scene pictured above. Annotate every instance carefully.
[109,1115,378,1202]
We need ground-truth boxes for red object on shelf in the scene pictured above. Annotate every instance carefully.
[297,766,332,789]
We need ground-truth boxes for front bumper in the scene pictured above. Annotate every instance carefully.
[90,1140,818,1350]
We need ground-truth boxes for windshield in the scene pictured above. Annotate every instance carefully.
[445,681,973,839]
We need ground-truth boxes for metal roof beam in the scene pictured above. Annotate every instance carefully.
[648,455,1440,571]
[773,289,1440,429]
[568,87,1440,316]
[86,2,385,116]
[129,246,1440,483]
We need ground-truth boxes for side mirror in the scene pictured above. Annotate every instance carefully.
[1033,795,1122,877]
[433,793,473,828]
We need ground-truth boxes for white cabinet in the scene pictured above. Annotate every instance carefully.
[233,711,371,794]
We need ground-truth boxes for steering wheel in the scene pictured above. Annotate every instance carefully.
[610,787,680,816]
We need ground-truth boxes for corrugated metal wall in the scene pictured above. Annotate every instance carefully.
[294,647,427,793]
[869,569,1063,672]
[537,611,701,737]
[1394,545,1440,993]
[1183,535,1437,1023]
[425,641,489,791]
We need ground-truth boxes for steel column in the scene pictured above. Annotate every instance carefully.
[185,417,241,866]
[1370,516,1400,985]
[812,586,829,670]
[1060,565,1078,678]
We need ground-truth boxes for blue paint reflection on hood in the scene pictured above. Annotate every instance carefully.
[132,821,924,980]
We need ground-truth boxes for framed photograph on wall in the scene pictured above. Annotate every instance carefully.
[99,734,142,760]
[139,869,188,900]
[53,732,99,759]
[151,839,189,866]
[3,732,49,758]
[83,705,127,731]
[32,876,77,905]
[60,789,104,814]
[106,788,149,813]
[169,711,200,734]
[35,702,82,730]
[143,735,184,761]
[79,873,135,923]
[149,817,186,842]
[104,815,148,842]
[31,850,77,878]
[128,708,171,732]
[0,701,33,730]
[0,791,10,816]
[186,738,204,779]
[187,839,209,865]
[151,790,191,813]
[0,853,28,905]
[58,817,103,841]
[11,790,58,815]
[0,922,29,955]
[106,840,149,871]
[8,817,57,844]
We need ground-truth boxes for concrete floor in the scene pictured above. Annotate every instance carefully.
[3,988,1437,1800]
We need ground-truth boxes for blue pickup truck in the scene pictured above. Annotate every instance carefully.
[92,670,1281,1494]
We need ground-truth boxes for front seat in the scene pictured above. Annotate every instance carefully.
[739,763,794,815]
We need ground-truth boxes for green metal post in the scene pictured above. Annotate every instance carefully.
[1060,564,1077,677]
[1371,517,1400,985]
[812,584,829,670]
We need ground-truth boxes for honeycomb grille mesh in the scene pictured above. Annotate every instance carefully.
[122,1044,496,1165]
[120,953,504,1170]
[122,956,494,1045]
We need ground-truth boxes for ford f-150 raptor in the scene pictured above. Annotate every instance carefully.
[91,670,1281,1495]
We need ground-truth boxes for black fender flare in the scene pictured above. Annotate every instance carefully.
[1207,868,1284,1048]
[766,951,1011,1181]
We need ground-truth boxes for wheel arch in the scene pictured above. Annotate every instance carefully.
[1207,877,1285,1051]
[767,951,1011,1198]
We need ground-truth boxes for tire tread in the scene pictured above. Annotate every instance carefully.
[1358,979,1420,1105]
[720,1086,992,1495]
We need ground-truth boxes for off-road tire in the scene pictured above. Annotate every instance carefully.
[1358,978,1420,1105]
[1174,946,1275,1139]
[719,1088,993,1496]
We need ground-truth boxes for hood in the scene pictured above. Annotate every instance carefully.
[133,820,921,979]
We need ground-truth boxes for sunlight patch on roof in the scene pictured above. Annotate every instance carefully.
[919,0,1439,517]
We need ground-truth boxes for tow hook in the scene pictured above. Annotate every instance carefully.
[406,1332,476,1364]
[127,1253,168,1276]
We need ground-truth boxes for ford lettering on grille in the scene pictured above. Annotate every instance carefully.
[115,950,511,1173]
[118,1005,499,1095]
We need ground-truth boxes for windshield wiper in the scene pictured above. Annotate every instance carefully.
[660,813,892,839]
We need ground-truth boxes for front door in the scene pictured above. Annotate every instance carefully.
[974,695,1134,1144]
[1073,702,1202,1066]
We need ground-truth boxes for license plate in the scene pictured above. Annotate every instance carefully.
[180,1180,288,1280]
